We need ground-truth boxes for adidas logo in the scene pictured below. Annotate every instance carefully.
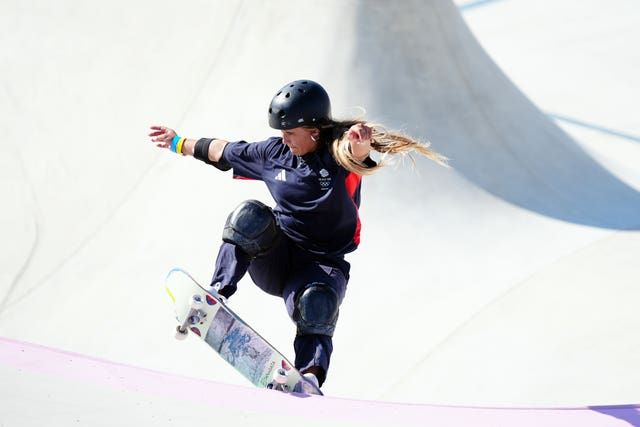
[275,169,287,182]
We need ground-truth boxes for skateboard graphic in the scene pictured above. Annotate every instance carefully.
[165,267,322,395]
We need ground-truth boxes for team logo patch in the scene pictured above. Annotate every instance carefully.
[319,168,331,189]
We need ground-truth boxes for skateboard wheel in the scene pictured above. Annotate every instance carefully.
[175,325,188,340]
[273,368,288,385]
[190,294,204,309]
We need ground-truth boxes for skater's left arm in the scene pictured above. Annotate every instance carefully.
[347,123,373,161]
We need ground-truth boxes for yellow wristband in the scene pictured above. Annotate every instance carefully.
[176,138,186,155]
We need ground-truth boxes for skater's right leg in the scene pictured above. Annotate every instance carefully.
[209,242,250,299]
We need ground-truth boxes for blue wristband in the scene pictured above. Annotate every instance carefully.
[171,135,181,153]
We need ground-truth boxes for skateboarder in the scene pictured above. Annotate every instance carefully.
[150,80,447,391]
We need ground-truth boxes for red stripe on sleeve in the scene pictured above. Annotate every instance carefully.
[345,172,362,246]
[345,172,361,198]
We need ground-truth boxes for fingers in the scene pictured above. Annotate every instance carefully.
[348,124,372,144]
[149,125,165,136]
[149,126,168,137]
[148,125,176,146]
[359,125,372,142]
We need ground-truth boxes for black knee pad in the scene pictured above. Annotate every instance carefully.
[222,200,279,257]
[294,283,339,337]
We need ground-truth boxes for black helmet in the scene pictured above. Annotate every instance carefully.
[268,80,331,130]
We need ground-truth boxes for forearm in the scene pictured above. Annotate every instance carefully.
[149,126,229,166]
[182,138,229,162]
[349,139,372,162]
[347,122,373,162]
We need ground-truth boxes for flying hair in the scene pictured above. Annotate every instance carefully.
[321,119,449,175]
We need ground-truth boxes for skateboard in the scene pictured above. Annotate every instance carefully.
[164,267,322,395]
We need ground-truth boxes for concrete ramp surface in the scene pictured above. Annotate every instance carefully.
[1,0,639,424]
[2,338,639,427]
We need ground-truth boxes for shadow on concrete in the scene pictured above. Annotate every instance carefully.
[354,0,640,230]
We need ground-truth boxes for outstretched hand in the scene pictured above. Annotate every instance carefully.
[149,125,177,150]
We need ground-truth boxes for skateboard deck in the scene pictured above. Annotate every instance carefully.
[165,267,321,395]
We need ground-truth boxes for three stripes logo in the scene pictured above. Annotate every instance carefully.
[275,169,287,182]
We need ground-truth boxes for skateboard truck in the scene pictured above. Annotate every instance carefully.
[175,294,208,340]
[267,368,291,392]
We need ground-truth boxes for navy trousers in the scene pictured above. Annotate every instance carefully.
[209,235,349,386]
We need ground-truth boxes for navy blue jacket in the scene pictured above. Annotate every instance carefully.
[221,137,368,257]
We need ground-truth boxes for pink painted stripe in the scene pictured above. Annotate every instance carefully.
[0,337,638,426]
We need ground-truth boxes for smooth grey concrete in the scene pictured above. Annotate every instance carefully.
[1,1,638,423]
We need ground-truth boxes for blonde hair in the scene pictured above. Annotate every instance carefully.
[324,120,449,175]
